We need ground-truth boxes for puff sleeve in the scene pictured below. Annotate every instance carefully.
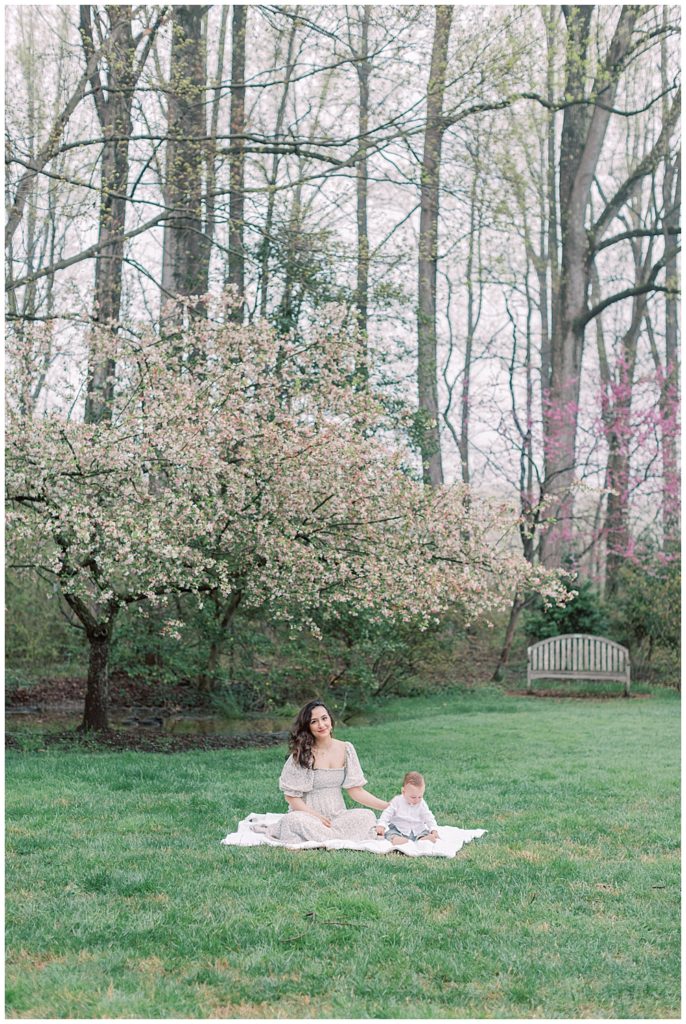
[342,742,367,789]
[278,755,314,799]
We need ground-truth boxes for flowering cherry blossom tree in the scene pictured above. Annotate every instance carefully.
[6,303,568,731]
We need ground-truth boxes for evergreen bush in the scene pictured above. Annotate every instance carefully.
[524,573,608,642]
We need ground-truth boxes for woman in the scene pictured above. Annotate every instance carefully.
[266,699,389,844]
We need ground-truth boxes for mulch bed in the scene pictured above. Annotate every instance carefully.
[6,673,208,710]
[5,674,287,752]
[505,689,651,700]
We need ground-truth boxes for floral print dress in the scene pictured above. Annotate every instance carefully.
[268,741,377,844]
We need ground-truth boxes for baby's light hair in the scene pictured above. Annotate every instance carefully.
[402,771,425,788]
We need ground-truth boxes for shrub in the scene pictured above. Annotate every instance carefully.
[524,573,608,642]
[207,608,448,716]
[608,556,680,684]
[5,571,87,681]
[109,597,210,687]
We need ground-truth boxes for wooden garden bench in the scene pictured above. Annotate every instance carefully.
[527,634,631,696]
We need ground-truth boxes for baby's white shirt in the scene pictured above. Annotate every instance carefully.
[377,794,438,835]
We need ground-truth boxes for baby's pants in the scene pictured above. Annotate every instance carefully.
[385,822,431,841]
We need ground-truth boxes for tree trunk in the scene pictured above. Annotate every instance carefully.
[204,636,223,691]
[161,5,209,321]
[595,245,648,596]
[80,619,115,732]
[205,6,229,256]
[602,313,640,597]
[199,590,243,691]
[458,152,481,485]
[417,4,452,488]
[258,18,299,318]
[542,5,559,394]
[660,151,680,552]
[604,442,631,596]
[275,183,303,334]
[492,596,526,681]
[80,5,136,424]
[227,5,247,322]
[541,5,640,565]
[521,276,536,562]
[355,6,371,374]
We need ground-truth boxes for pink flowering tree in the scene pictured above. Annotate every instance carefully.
[6,303,568,731]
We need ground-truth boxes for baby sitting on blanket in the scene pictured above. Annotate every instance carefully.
[375,770,439,845]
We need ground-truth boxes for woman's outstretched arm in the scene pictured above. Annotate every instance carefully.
[344,787,389,810]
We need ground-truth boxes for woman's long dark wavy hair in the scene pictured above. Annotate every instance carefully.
[289,699,335,768]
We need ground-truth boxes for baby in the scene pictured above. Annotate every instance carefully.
[375,771,439,845]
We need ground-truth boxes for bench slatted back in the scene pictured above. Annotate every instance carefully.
[527,634,630,694]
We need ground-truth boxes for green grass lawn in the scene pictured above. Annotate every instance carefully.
[5,688,680,1018]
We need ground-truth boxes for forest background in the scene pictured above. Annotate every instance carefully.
[5,3,681,732]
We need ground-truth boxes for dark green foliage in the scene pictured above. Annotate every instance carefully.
[610,557,680,653]
[608,556,680,683]
[260,224,352,339]
[109,599,208,686]
[5,567,468,708]
[524,573,608,642]
[5,572,87,682]
[208,608,455,716]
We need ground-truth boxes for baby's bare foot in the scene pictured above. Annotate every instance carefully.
[390,835,408,845]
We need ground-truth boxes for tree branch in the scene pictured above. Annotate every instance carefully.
[5,14,134,246]
[577,252,678,329]
[8,211,174,291]
[594,225,680,253]
[78,6,108,126]
[592,86,681,239]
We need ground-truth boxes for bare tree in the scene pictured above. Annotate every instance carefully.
[5,10,137,248]
[595,233,654,597]
[541,6,681,566]
[5,8,77,412]
[160,5,210,321]
[656,18,681,553]
[350,5,372,366]
[541,5,642,564]
[226,4,247,322]
[440,137,490,488]
[205,6,230,264]
[658,150,681,551]
[80,5,163,421]
[417,5,453,487]
[257,13,301,318]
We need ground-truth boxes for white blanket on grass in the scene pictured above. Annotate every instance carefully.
[221,813,486,858]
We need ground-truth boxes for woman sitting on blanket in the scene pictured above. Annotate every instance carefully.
[264,699,389,844]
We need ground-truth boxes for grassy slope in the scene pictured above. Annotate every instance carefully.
[5,689,680,1018]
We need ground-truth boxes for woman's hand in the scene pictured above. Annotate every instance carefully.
[284,797,331,827]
